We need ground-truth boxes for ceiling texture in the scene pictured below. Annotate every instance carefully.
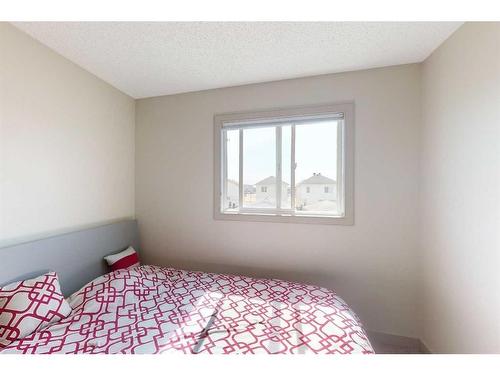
[12,22,462,98]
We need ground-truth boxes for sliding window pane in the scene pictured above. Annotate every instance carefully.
[295,120,339,215]
[223,129,239,211]
[243,127,276,209]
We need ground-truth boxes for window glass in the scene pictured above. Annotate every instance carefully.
[242,127,276,209]
[295,121,338,214]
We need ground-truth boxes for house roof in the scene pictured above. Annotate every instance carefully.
[255,176,289,186]
[298,173,336,185]
[226,180,262,193]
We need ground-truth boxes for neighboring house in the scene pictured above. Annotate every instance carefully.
[226,182,258,208]
[226,179,239,208]
[254,176,289,206]
[296,173,336,209]
[244,184,256,195]
[243,184,256,204]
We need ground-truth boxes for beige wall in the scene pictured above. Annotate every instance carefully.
[420,23,500,353]
[0,23,135,244]
[136,64,422,337]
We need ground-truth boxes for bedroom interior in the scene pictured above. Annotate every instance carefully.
[0,15,499,361]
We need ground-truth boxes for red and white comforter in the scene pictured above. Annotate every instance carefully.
[1,265,374,354]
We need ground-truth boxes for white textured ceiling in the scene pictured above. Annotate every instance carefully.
[12,22,462,99]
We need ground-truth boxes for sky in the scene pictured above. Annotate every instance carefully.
[226,120,338,186]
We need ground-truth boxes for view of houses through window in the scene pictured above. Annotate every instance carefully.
[223,117,343,216]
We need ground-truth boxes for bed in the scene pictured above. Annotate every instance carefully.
[0,220,373,354]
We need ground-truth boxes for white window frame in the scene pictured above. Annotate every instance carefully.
[213,102,354,225]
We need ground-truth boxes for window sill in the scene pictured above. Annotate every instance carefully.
[213,211,354,225]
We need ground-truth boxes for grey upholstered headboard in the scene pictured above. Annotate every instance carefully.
[0,220,139,296]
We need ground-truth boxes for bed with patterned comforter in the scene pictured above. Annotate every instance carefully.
[0,265,374,354]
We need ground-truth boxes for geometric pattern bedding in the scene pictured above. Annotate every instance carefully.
[0,272,72,348]
[0,265,374,354]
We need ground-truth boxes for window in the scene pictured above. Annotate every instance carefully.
[214,103,354,225]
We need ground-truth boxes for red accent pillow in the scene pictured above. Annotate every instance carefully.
[104,246,140,271]
[0,272,72,348]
